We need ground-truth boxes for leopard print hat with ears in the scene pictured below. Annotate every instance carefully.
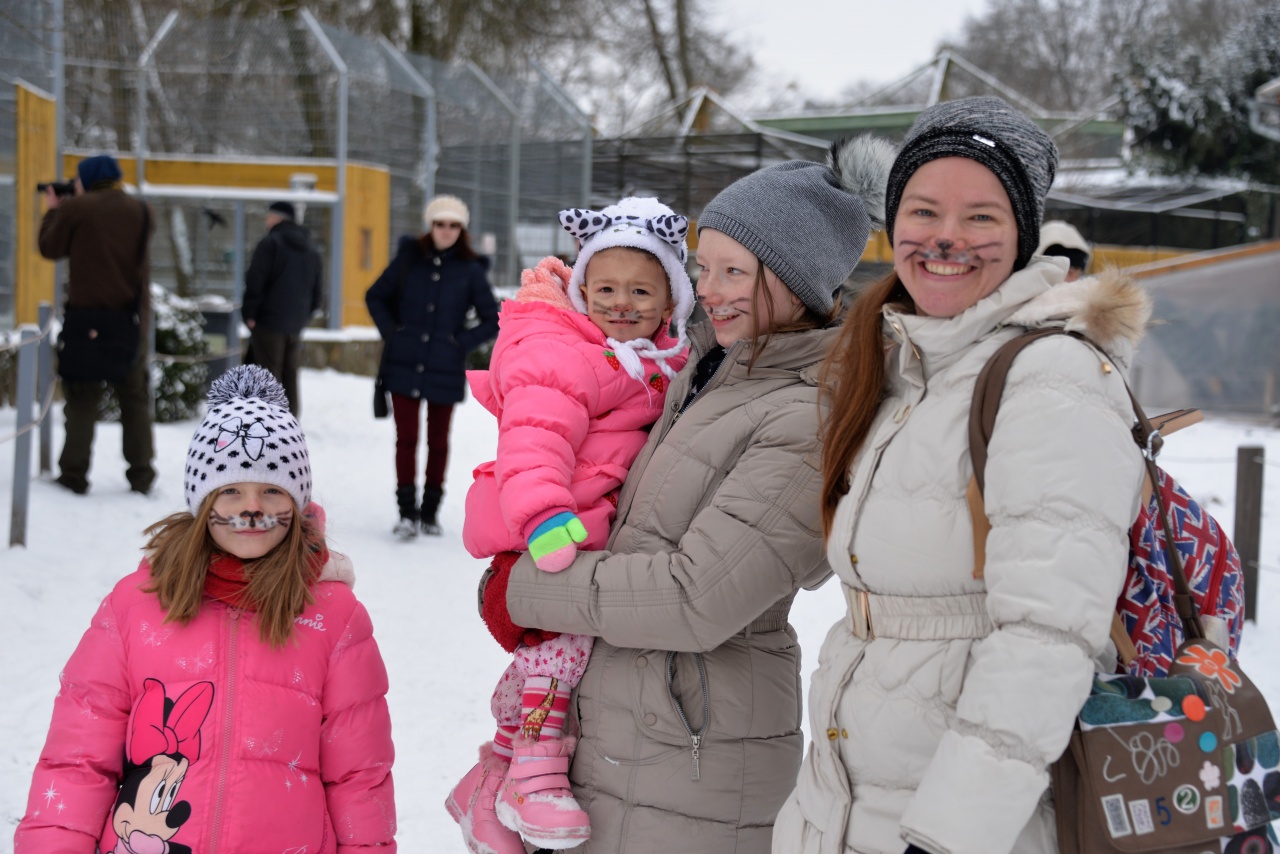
[558,197,695,381]
[183,365,311,514]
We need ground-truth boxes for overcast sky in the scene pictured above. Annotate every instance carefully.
[718,0,993,103]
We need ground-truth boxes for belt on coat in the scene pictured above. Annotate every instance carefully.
[844,584,994,641]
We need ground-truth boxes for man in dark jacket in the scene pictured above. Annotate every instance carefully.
[243,201,323,416]
[39,154,156,496]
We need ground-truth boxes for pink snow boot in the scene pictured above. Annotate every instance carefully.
[495,734,591,849]
[445,743,526,854]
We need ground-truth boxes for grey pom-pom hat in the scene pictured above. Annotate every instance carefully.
[697,135,895,314]
[884,96,1059,271]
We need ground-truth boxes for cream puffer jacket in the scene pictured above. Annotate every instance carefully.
[507,319,837,853]
[774,259,1151,854]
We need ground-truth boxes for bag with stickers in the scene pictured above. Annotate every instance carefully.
[968,328,1279,853]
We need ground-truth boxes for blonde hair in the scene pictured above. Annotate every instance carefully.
[142,492,325,647]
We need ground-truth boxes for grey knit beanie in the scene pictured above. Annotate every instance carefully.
[884,96,1058,271]
[698,135,895,314]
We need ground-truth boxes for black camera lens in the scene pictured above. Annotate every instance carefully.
[37,180,76,197]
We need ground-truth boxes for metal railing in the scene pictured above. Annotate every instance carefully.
[4,303,56,546]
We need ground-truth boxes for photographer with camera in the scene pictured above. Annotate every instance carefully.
[39,154,157,496]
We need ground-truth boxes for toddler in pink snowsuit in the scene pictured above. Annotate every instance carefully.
[447,198,695,853]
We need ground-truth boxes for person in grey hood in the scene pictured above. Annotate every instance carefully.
[243,200,323,416]
[472,135,894,853]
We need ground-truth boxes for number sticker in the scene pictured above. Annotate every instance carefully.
[1173,784,1201,814]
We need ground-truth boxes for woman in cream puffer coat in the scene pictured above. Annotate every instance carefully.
[775,97,1150,854]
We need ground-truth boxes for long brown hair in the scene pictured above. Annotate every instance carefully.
[421,225,478,261]
[142,492,324,647]
[742,260,838,372]
[818,271,914,537]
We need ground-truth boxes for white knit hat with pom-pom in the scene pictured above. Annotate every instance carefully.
[183,365,312,514]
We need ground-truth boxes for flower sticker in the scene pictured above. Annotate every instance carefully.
[1199,760,1220,791]
[1177,645,1242,694]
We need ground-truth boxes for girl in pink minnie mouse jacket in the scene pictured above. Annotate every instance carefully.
[448,197,693,853]
[15,366,395,854]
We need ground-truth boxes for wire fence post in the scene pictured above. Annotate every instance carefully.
[301,9,347,331]
[1235,445,1265,622]
[9,327,37,547]
[467,62,520,287]
[37,302,53,473]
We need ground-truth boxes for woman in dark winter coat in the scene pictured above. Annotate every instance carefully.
[366,195,499,538]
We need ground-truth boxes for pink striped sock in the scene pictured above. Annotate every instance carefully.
[492,725,516,760]
[520,675,572,740]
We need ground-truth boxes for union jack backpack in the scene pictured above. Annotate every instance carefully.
[966,327,1245,677]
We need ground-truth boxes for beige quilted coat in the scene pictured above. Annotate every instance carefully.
[507,319,838,853]
[773,259,1152,854]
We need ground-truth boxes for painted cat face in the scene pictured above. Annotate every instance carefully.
[207,482,293,559]
[580,247,673,343]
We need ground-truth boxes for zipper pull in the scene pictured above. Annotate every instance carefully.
[690,734,701,781]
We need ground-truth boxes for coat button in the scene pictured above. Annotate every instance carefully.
[411,389,421,398]
[432,272,441,281]
[416,364,425,372]
[433,256,442,266]
[849,554,858,564]
[421,333,430,343]
[670,400,679,411]
[841,729,849,739]
[426,303,435,312]
[635,656,647,668]
[643,713,657,726]
[826,728,839,741]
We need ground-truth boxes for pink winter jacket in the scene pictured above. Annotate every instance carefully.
[463,256,688,559]
[15,551,395,854]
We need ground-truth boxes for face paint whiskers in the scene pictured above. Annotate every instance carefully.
[589,301,656,322]
[209,509,292,532]
[698,294,752,318]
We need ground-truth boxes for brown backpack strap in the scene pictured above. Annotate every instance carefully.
[968,327,1069,495]
[965,327,1207,655]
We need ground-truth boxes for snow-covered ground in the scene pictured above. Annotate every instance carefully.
[1,367,1277,849]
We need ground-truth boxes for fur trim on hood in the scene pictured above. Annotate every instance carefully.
[1007,268,1151,352]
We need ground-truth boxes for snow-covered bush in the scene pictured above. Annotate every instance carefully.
[99,283,210,423]
[150,283,211,422]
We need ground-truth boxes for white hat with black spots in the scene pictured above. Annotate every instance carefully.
[184,365,312,514]
[558,197,696,381]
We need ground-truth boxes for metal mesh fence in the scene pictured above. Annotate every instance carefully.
[1,2,592,324]
[0,4,57,326]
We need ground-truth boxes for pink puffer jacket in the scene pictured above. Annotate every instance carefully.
[463,256,688,559]
[15,554,395,854]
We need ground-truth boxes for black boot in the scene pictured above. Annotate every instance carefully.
[420,486,444,536]
[394,485,419,540]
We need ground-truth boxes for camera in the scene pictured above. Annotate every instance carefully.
[37,180,76,197]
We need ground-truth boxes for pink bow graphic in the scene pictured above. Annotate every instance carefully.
[127,678,215,765]
[214,416,270,461]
